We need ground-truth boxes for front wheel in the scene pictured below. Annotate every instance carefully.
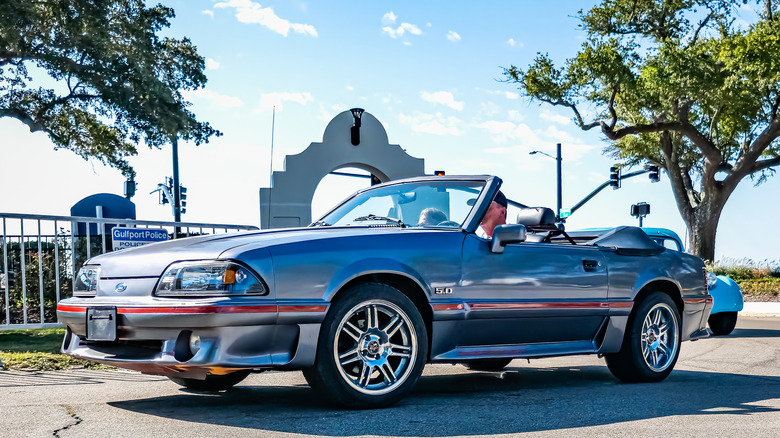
[168,370,251,391]
[708,311,738,336]
[303,283,428,409]
[605,292,681,383]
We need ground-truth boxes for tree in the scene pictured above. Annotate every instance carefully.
[504,0,780,261]
[0,0,219,177]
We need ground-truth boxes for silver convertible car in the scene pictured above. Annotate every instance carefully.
[57,175,713,408]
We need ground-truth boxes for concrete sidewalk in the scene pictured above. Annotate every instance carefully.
[742,301,780,315]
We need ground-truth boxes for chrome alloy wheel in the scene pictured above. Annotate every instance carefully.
[333,299,417,395]
[640,302,679,372]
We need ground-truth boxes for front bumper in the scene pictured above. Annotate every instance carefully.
[57,298,329,378]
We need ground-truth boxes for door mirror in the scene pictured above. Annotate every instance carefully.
[491,224,527,254]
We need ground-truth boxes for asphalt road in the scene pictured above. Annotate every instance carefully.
[1,315,778,438]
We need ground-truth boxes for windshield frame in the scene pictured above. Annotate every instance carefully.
[310,175,500,232]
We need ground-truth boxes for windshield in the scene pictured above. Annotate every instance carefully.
[315,180,486,228]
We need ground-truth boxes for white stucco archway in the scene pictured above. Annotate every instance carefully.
[259,110,425,229]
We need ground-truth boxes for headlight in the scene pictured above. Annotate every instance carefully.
[706,272,718,290]
[155,260,267,297]
[74,266,100,297]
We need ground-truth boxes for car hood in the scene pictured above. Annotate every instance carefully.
[89,227,422,277]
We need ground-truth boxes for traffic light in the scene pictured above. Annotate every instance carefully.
[123,178,136,199]
[647,165,660,182]
[609,166,621,189]
[179,185,187,214]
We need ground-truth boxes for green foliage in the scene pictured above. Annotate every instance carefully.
[738,277,780,297]
[0,236,72,325]
[708,257,780,280]
[504,0,780,260]
[0,0,220,177]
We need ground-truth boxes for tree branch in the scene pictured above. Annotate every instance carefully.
[0,109,48,133]
[536,97,601,130]
[750,155,780,173]
[602,120,682,140]
[608,83,619,130]
[659,131,695,220]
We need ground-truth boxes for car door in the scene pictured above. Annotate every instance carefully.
[457,234,609,347]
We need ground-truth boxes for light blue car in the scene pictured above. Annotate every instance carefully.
[642,228,743,336]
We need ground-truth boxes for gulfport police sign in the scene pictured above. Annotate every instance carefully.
[112,227,169,251]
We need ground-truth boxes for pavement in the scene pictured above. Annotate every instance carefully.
[742,301,780,316]
[1,315,779,438]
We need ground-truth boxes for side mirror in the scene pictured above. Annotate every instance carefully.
[491,224,527,254]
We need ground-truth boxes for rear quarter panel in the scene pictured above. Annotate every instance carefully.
[599,248,708,341]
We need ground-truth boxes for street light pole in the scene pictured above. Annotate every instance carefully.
[529,143,563,223]
[556,142,562,223]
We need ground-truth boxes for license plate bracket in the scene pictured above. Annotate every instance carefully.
[86,307,117,341]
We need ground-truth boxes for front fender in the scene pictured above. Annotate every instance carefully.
[323,257,430,303]
[710,275,744,314]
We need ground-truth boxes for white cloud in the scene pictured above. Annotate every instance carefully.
[382,22,422,39]
[202,10,214,18]
[205,58,220,70]
[508,110,525,122]
[540,110,570,125]
[346,85,354,91]
[382,11,397,24]
[255,91,313,112]
[420,91,464,111]
[447,30,461,42]
[403,41,412,46]
[183,89,243,108]
[476,120,539,143]
[476,87,520,100]
[214,0,317,37]
[399,112,464,136]
[506,38,523,48]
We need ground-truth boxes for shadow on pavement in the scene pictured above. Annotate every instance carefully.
[726,328,780,338]
[109,365,780,436]
[0,369,164,388]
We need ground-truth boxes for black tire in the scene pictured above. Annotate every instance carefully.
[302,283,428,409]
[168,370,251,391]
[463,358,513,372]
[605,292,681,383]
[708,311,738,336]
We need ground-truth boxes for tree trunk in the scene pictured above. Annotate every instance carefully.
[684,199,724,262]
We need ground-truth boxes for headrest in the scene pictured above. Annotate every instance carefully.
[516,207,556,227]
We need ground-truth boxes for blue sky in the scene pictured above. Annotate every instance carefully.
[1,0,778,262]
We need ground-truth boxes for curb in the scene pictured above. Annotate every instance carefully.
[741,301,780,316]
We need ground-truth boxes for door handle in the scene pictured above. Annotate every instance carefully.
[582,260,600,272]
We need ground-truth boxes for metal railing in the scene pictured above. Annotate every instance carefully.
[0,213,259,330]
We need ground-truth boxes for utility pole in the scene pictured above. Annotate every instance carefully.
[171,137,182,227]
[556,143,562,223]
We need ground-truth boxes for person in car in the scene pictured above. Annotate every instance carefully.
[476,191,507,239]
[417,208,448,227]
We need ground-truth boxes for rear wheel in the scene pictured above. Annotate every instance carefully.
[708,311,738,336]
[303,283,428,409]
[605,292,681,383]
[463,358,513,372]
[168,370,251,391]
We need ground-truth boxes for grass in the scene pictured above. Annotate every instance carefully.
[0,328,111,371]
